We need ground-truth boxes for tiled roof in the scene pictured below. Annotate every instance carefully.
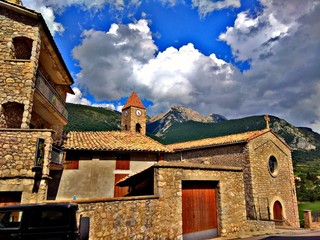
[167,129,271,151]
[122,92,146,110]
[64,131,172,152]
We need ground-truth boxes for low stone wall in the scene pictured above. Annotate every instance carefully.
[76,196,174,240]
[55,163,275,239]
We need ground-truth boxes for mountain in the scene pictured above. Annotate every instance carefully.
[147,105,227,137]
[64,103,121,132]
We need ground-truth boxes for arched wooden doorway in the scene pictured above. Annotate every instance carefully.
[273,201,283,221]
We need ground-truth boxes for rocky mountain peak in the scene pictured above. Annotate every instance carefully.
[148,105,226,136]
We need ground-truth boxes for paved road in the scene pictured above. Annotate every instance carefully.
[241,229,320,240]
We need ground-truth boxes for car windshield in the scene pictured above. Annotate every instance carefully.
[0,210,23,229]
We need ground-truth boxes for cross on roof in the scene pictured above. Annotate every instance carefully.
[264,115,270,129]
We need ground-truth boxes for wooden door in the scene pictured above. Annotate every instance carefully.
[182,181,217,237]
[273,201,283,220]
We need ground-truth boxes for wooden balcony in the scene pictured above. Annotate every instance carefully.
[33,71,68,125]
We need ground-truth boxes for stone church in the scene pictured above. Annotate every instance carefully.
[0,0,299,239]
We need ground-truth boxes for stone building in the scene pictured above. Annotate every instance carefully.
[0,0,73,204]
[165,128,300,229]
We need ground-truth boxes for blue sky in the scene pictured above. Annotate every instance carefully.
[22,0,320,133]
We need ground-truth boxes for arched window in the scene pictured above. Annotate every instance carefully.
[2,102,24,128]
[13,37,33,60]
[135,123,141,133]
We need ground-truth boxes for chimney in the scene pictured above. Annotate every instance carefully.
[6,0,22,5]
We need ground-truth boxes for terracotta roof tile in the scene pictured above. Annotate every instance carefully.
[167,129,271,151]
[122,92,146,110]
[64,131,172,153]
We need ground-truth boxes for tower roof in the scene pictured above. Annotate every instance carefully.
[122,92,146,110]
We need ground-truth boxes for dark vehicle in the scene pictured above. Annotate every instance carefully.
[0,203,89,240]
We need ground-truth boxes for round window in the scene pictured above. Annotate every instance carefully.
[268,156,279,177]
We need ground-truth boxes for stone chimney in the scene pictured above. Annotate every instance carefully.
[6,0,22,5]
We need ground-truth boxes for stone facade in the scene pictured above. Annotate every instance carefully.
[165,131,299,228]
[65,163,274,239]
[121,106,147,135]
[0,4,41,129]
[247,131,299,227]
[121,91,147,136]
[0,129,54,203]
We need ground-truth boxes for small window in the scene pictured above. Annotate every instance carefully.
[268,156,279,177]
[136,123,141,133]
[2,102,24,128]
[13,37,33,60]
[0,210,23,229]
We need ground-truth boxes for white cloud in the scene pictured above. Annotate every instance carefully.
[192,0,240,17]
[92,103,115,110]
[219,0,320,132]
[66,87,91,105]
[22,0,64,36]
[73,19,239,116]
[72,19,158,100]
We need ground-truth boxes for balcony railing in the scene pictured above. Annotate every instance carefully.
[35,71,68,119]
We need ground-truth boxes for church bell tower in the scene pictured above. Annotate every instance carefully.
[121,92,146,135]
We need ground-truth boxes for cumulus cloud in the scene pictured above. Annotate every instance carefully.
[219,0,320,131]
[66,87,91,105]
[22,0,64,36]
[92,103,124,112]
[72,19,240,116]
[192,0,240,17]
[72,19,158,100]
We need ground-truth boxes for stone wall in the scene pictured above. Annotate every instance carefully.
[165,144,247,167]
[248,131,299,227]
[165,144,255,217]
[64,163,275,239]
[0,128,54,203]
[165,132,299,227]
[0,5,41,129]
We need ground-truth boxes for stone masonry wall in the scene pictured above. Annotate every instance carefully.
[165,133,299,226]
[0,129,54,203]
[0,5,41,129]
[165,144,246,167]
[248,132,299,227]
[71,163,274,239]
[165,144,255,217]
